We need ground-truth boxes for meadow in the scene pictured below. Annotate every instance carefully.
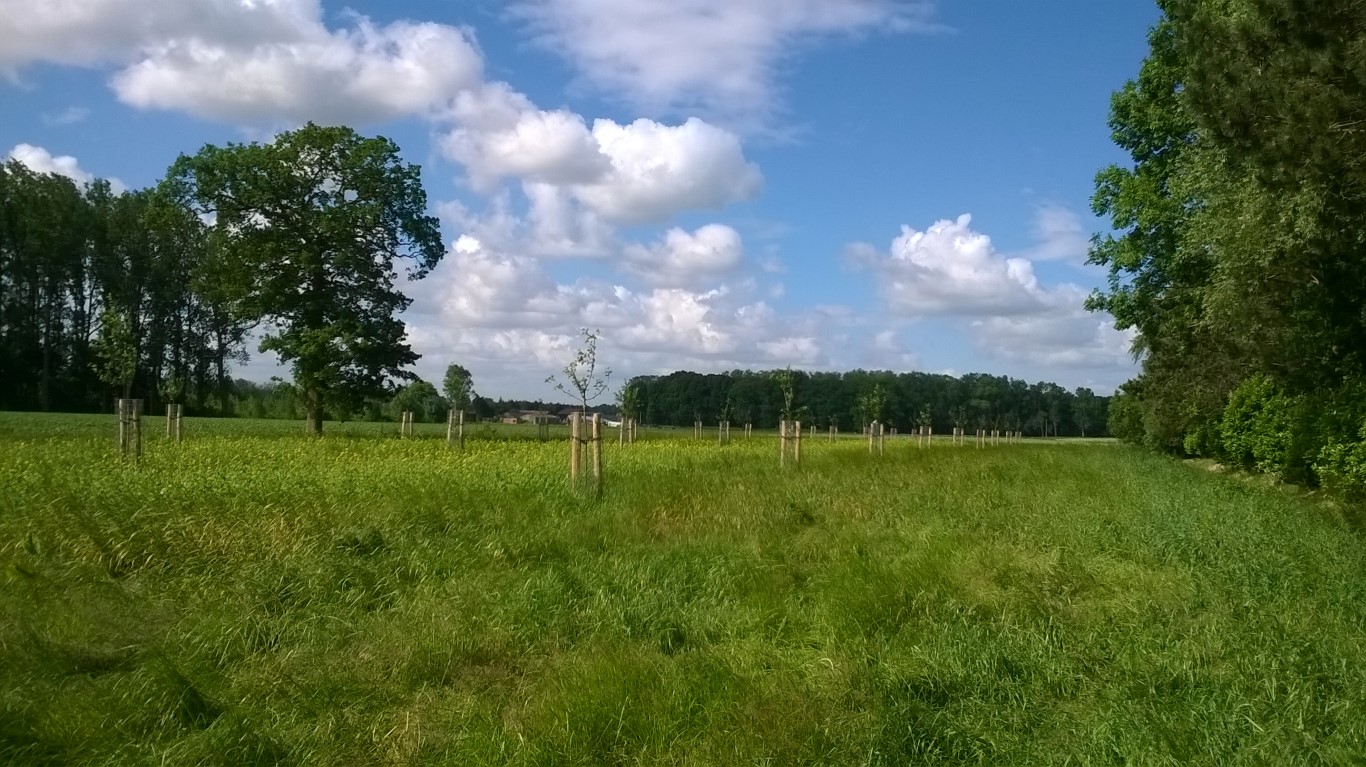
[2,413,1364,765]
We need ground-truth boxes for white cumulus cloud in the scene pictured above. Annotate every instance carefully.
[441,83,609,189]
[577,117,762,223]
[968,292,1138,373]
[441,102,762,227]
[403,234,840,395]
[623,224,745,286]
[112,18,483,124]
[7,143,125,192]
[1,0,482,126]
[0,0,315,70]
[508,0,936,126]
[852,213,1139,388]
[852,213,1052,316]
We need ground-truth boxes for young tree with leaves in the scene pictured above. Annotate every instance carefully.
[92,308,137,399]
[547,328,612,414]
[442,363,475,412]
[770,368,797,423]
[857,383,887,430]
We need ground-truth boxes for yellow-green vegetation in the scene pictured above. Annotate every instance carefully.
[2,413,1364,765]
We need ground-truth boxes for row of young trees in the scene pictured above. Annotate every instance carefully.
[618,369,1109,437]
[1094,1,1366,498]
[1,124,443,433]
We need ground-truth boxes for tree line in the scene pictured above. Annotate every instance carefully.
[620,369,1109,437]
[1093,0,1366,499]
[1,124,442,433]
[0,161,250,415]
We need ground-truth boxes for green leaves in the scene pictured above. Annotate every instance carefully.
[442,363,475,411]
[91,309,136,395]
[547,328,612,412]
[166,124,443,434]
[1094,1,1366,469]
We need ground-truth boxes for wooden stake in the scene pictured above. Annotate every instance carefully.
[570,413,581,484]
[794,420,802,467]
[869,420,876,454]
[133,400,142,460]
[780,419,787,468]
[592,413,603,496]
[117,399,128,457]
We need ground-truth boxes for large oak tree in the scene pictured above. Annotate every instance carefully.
[165,124,442,435]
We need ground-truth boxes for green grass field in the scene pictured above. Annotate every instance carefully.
[2,413,1364,765]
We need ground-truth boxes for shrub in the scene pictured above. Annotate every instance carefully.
[1182,417,1222,458]
[1315,423,1366,502]
[1220,375,1295,476]
[1107,390,1145,445]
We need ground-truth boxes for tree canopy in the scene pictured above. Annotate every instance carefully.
[1093,0,1366,494]
[165,123,443,434]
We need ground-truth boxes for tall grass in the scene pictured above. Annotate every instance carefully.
[1,414,1363,765]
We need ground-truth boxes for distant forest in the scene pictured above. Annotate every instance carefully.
[226,370,1108,438]
[621,370,1107,437]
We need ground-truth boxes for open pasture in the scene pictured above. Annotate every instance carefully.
[2,414,1364,765]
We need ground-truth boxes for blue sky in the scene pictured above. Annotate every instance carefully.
[1,0,1159,399]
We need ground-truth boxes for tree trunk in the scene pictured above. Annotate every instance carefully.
[308,388,324,436]
[215,344,230,417]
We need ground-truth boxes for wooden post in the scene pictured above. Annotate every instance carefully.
[745,423,752,438]
[794,420,802,467]
[116,399,129,457]
[780,419,787,468]
[117,399,143,461]
[164,403,182,442]
[569,413,581,484]
[878,422,885,456]
[592,414,603,496]
[829,424,834,442]
[869,420,877,454]
[133,400,142,460]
